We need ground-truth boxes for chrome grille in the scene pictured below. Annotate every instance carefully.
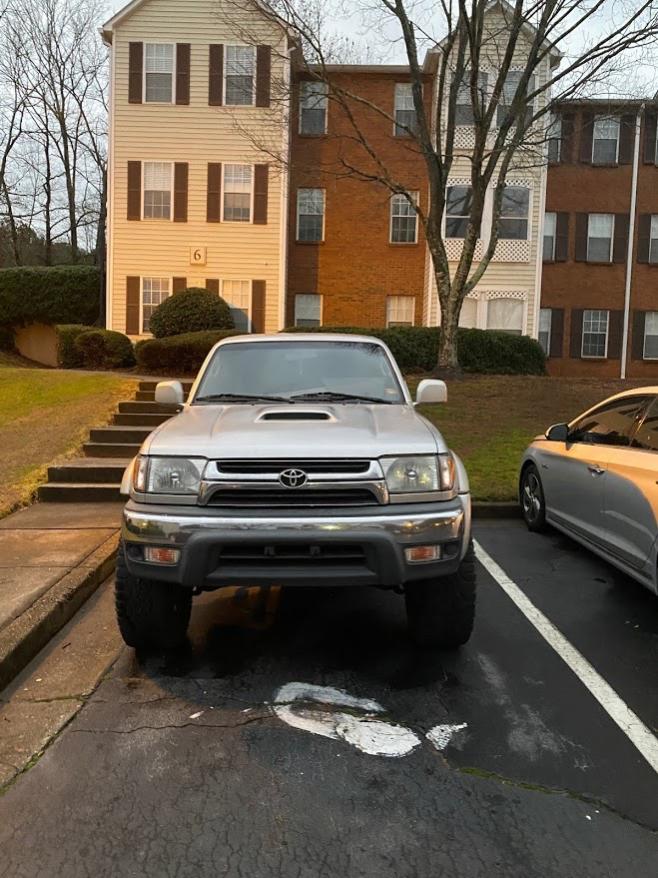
[206,488,379,508]
[216,459,371,475]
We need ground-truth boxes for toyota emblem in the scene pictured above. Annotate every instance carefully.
[279,468,308,489]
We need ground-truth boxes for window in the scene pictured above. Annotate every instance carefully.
[587,214,614,262]
[569,396,650,446]
[294,294,322,327]
[547,113,561,162]
[498,186,529,240]
[386,296,415,327]
[650,215,658,263]
[538,309,552,355]
[224,45,255,106]
[144,43,174,103]
[581,309,609,358]
[142,277,170,332]
[487,298,524,335]
[222,280,251,331]
[300,82,328,135]
[390,193,418,243]
[394,84,417,136]
[592,116,620,164]
[454,71,488,125]
[497,72,535,127]
[223,165,253,222]
[143,162,172,219]
[543,212,556,261]
[631,397,658,451]
[458,298,478,328]
[296,189,325,242]
[643,312,658,359]
[445,186,472,238]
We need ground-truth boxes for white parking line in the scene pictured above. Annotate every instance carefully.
[474,541,658,776]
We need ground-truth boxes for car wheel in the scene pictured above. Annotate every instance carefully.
[115,540,192,650]
[521,464,547,532]
[404,542,476,649]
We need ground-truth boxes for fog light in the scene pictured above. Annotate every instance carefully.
[144,546,180,565]
[405,545,441,563]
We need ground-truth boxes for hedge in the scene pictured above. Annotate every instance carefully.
[56,324,88,368]
[149,288,234,338]
[0,266,100,328]
[135,330,241,373]
[74,329,135,370]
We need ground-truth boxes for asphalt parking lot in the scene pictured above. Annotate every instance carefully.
[0,520,657,877]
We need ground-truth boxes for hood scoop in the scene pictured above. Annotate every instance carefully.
[257,409,334,422]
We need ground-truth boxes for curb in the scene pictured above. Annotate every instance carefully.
[0,533,119,692]
[472,502,521,519]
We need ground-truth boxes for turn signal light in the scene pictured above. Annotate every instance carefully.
[405,545,441,563]
[144,546,180,565]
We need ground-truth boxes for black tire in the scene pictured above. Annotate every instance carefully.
[115,541,192,650]
[520,463,547,532]
[405,542,476,649]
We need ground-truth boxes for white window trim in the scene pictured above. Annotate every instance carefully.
[221,163,255,224]
[592,116,620,164]
[143,42,176,105]
[543,212,557,261]
[444,184,475,240]
[643,312,658,360]
[299,82,328,135]
[222,279,253,329]
[296,188,326,242]
[390,192,419,244]
[392,83,419,137]
[586,213,615,263]
[484,296,528,334]
[140,275,173,335]
[223,44,257,107]
[141,160,175,222]
[498,185,532,243]
[649,215,658,264]
[581,310,610,359]
[294,293,324,326]
[386,295,416,327]
[538,308,552,355]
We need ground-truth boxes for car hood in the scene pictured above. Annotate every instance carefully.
[143,403,444,459]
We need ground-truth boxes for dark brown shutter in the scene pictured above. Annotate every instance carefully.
[632,310,646,359]
[575,213,588,261]
[176,44,190,105]
[555,212,569,262]
[251,280,266,332]
[206,279,220,295]
[207,163,222,222]
[579,112,594,163]
[570,309,584,358]
[643,111,657,164]
[209,45,224,106]
[253,164,269,224]
[255,45,271,108]
[613,214,629,264]
[173,163,188,222]
[172,277,187,293]
[549,308,564,358]
[560,112,574,163]
[618,114,635,165]
[128,43,143,104]
[127,161,141,221]
[126,276,141,334]
[637,213,651,263]
[608,310,622,358]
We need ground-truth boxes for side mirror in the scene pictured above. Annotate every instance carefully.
[155,380,184,406]
[546,423,569,442]
[415,379,448,405]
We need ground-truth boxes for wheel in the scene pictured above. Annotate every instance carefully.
[405,542,476,649]
[520,463,546,532]
[115,540,192,650]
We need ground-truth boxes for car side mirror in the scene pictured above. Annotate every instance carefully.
[415,379,448,405]
[155,380,184,406]
[546,422,569,442]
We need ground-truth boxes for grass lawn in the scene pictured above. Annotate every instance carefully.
[0,361,136,517]
[418,375,649,502]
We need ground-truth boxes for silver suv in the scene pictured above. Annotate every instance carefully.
[117,334,475,650]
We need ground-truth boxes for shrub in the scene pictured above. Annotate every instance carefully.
[135,330,241,373]
[0,326,14,352]
[74,329,135,370]
[149,288,234,338]
[0,266,100,328]
[56,324,89,368]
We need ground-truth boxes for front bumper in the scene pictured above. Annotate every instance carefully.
[122,497,470,590]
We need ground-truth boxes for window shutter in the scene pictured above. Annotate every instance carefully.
[549,308,564,358]
[209,45,224,106]
[608,310,622,359]
[574,213,588,261]
[173,277,187,293]
[251,280,266,332]
[127,161,141,221]
[126,277,141,334]
[255,45,271,108]
[555,212,569,262]
[206,279,220,295]
[570,309,584,358]
[579,113,593,163]
[637,213,651,263]
[128,43,143,104]
[643,112,657,164]
[632,310,646,360]
[253,165,269,224]
[613,214,629,264]
[618,114,635,165]
[173,163,188,222]
[560,112,574,163]
[207,163,222,222]
[176,44,191,105]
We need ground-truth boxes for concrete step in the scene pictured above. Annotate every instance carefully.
[113,412,171,427]
[139,380,193,392]
[118,400,178,414]
[47,459,128,484]
[83,441,142,459]
[89,425,153,444]
[38,483,122,503]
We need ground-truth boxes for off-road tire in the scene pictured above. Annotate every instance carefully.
[405,542,476,649]
[115,541,192,650]
[520,463,547,532]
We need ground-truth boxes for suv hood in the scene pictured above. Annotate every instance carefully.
[143,403,444,459]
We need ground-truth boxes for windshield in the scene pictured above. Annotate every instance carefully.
[193,340,405,404]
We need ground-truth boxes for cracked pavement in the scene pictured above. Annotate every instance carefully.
[0,520,656,876]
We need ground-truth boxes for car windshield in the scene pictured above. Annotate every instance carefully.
[193,340,405,404]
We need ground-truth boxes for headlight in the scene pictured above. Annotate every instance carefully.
[381,454,454,494]
[133,456,206,495]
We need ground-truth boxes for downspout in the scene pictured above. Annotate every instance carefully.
[621,103,643,378]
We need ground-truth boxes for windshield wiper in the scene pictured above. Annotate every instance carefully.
[194,393,290,404]
[289,391,393,405]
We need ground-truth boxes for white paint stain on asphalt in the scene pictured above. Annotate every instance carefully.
[426,723,468,751]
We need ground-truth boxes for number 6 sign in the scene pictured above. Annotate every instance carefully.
[189,247,207,266]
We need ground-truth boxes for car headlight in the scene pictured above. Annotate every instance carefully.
[381,454,454,493]
[133,456,205,495]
